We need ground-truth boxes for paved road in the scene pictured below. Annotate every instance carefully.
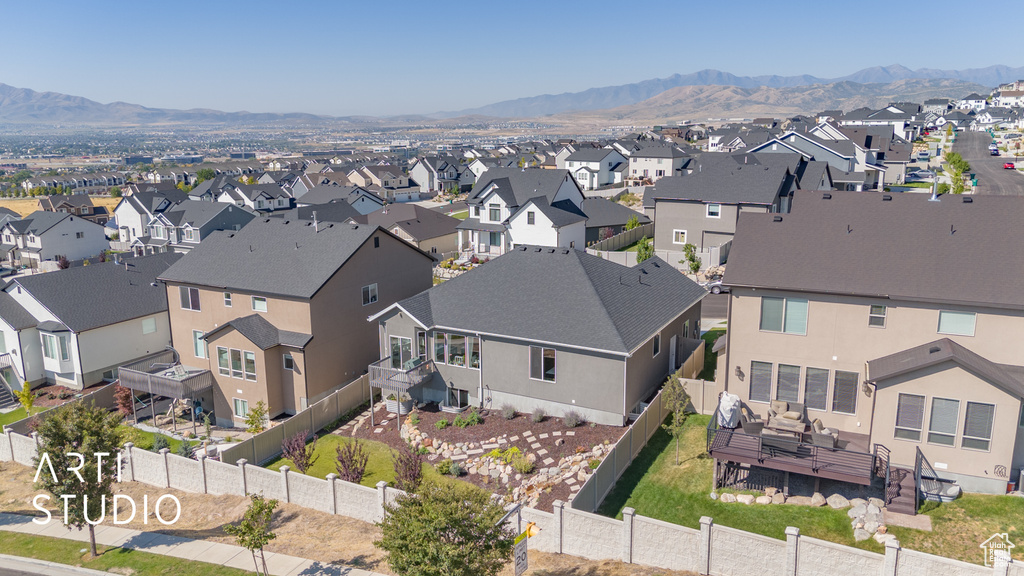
[952,131,1024,196]
[0,555,108,576]
[701,293,728,322]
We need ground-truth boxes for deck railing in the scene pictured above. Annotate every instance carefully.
[367,357,435,395]
[118,349,213,399]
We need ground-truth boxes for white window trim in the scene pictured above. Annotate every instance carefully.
[528,345,556,383]
[652,333,661,358]
[672,229,687,245]
[192,330,206,359]
[232,397,249,418]
[961,401,996,453]
[759,296,808,336]
[217,346,230,376]
[362,283,378,306]
[251,296,268,313]
[937,310,976,337]
[893,392,925,443]
[706,204,722,219]
[869,305,887,328]
[926,396,960,447]
[224,292,232,307]
[283,353,295,371]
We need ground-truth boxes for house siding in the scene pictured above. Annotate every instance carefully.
[653,201,768,252]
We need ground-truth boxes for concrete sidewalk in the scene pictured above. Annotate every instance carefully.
[0,512,384,576]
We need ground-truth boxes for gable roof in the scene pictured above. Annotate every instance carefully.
[469,168,576,208]
[5,211,74,236]
[522,197,587,227]
[10,252,182,332]
[384,247,705,355]
[0,290,36,330]
[204,314,312,350]
[159,200,254,228]
[352,204,460,241]
[118,190,190,215]
[298,185,383,206]
[272,200,362,224]
[867,338,1024,396]
[644,153,799,207]
[579,197,650,228]
[565,148,618,163]
[39,195,94,210]
[723,191,1024,309]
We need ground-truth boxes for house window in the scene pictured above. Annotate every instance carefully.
[224,292,232,307]
[217,347,230,376]
[184,229,198,242]
[390,336,412,369]
[152,225,165,239]
[433,332,447,363]
[938,310,976,336]
[473,206,480,217]
[374,237,379,248]
[672,230,687,245]
[894,393,926,441]
[251,296,268,313]
[869,305,887,328]
[656,169,665,177]
[416,330,426,361]
[749,361,773,403]
[468,336,480,369]
[233,398,249,418]
[488,231,501,247]
[831,371,859,415]
[759,297,808,335]
[42,334,59,361]
[448,334,466,367]
[243,351,257,381]
[775,365,800,403]
[962,402,995,451]
[928,398,959,446]
[230,349,243,379]
[362,284,378,306]
[803,368,829,411]
[529,346,556,382]
[489,204,500,222]
[179,286,200,311]
[283,353,294,371]
[527,211,535,225]
[652,334,661,357]
[706,204,722,218]
[192,330,206,359]
[75,231,84,239]
[141,317,157,334]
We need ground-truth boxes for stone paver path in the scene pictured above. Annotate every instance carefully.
[0,512,385,576]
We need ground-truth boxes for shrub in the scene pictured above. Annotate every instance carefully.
[416,446,429,455]
[176,440,195,458]
[465,409,482,426]
[436,459,463,477]
[531,408,546,423]
[500,404,517,420]
[562,410,585,428]
[335,439,369,484]
[487,447,521,464]
[393,445,423,492]
[588,458,601,470]
[453,414,467,428]
[511,454,534,475]
[151,434,169,452]
[408,413,420,427]
[113,384,133,417]
[282,430,319,474]
[435,418,449,430]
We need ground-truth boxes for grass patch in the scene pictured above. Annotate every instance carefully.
[119,425,185,453]
[619,239,642,252]
[450,210,469,220]
[0,532,251,575]
[265,435,460,489]
[899,182,934,188]
[888,495,1024,563]
[0,407,28,427]
[698,328,724,381]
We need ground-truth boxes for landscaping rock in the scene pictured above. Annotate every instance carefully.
[810,493,827,507]
[771,493,786,505]
[755,496,772,505]
[873,532,897,545]
[849,498,867,509]
[864,511,884,526]
[720,493,737,503]
[736,494,755,505]
[854,528,871,542]
[866,503,881,516]
[847,503,868,518]
[786,495,812,506]
[765,487,778,497]
[827,494,850,509]
[555,438,565,446]
[868,497,885,508]
[876,525,888,534]
[864,521,880,534]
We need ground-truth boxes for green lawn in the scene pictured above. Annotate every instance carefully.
[0,407,28,427]
[0,532,251,576]
[698,328,725,381]
[265,434,460,489]
[119,425,186,454]
[598,413,1024,564]
[899,182,933,188]
[450,210,469,220]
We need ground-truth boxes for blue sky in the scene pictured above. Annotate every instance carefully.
[0,0,1013,116]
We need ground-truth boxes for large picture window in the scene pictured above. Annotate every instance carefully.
[529,346,556,382]
[759,297,808,335]
[831,371,859,415]
[749,361,772,403]
[217,347,230,376]
[433,332,447,363]
[448,334,466,366]
[962,402,995,451]
[390,336,412,369]
[894,393,925,441]
[928,398,959,446]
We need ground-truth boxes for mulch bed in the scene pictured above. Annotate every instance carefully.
[340,402,626,511]
[31,382,107,408]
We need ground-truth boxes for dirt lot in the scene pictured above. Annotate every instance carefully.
[0,461,693,575]
[0,196,120,217]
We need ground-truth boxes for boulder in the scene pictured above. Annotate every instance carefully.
[771,493,786,505]
[826,494,850,509]
[847,503,868,518]
[422,438,433,447]
[866,503,881,516]
[577,471,588,482]
[876,525,888,535]
[755,495,772,505]
[854,528,871,542]
[765,487,778,497]
[786,495,812,506]
[873,532,897,546]
[810,493,827,507]
[868,497,886,508]
[864,521,880,534]
[864,511,884,525]
[736,494,756,505]
[720,493,737,503]
[555,438,566,446]
[850,498,867,509]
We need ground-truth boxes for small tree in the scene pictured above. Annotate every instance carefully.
[152,434,169,452]
[195,168,216,183]
[176,439,195,458]
[245,400,268,434]
[113,384,133,418]
[624,213,640,231]
[335,439,369,483]
[661,372,692,465]
[203,413,212,439]
[392,445,423,492]
[224,494,278,575]
[282,430,319,474]
[635,235,654,263]
[375,481,514,576]
[13,385,35,415]
[56,255,70,269]
[109,186,122,198]
[98,251,108,263]
[33,401,124,557]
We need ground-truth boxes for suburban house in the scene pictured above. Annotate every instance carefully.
[295,185,385,215]
[215,182,292,212]
[579,198,650,245]
[837,104,924,141]
[113,189,189,243]
[37,195,110,225]
[289,172,351,198]
[746,128,882,190]
[347,165,419,202]
[349,204,460,255]
[131,200,256,255]
[627,145,692,184]
[458,168,586,257]
[564,148,627,191]
[717,190,1024,496]
[188,175,242,202]
[369,246,706,425]
[409,156,468,195]
[0,208,21,229]
[0,211,109,267]
[958,93,988,111]
[642,153,813,253]
[0,252,182,391]
[158,217,435,427]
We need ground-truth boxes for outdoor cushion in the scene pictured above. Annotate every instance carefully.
[767,408,777,418]
[812,418,824,433]
[770,400,789,414]
[781,411,802,420]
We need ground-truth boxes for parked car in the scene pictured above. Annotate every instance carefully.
[991,149,1001,156]
[701,278,730,295]
[906,170,936,181]
[1007,134,1022,140]
[1004,163,1016,170]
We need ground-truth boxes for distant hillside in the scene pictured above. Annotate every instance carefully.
[443,65,1020,118]
[0,83,329,126]
[552,79,990,124]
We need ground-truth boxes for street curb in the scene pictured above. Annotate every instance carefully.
[0,552,112,575]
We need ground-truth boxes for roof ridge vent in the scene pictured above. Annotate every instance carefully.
[772,215,783,222]
[822,193,832,199]
[882,194,892,201]
[929,346,941,354]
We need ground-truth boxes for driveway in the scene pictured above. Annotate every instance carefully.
[952,131,1024,196]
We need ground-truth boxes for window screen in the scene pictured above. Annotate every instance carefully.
[749,361,772,403]
[804,368,829,411]
[831,371,858,414]
[928,398,959,446]
[776,365,800,403]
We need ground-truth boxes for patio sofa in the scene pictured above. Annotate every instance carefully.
[766,400,807,434]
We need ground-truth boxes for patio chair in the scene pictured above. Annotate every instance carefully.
[809,418,839,448]
[739,406,764,435]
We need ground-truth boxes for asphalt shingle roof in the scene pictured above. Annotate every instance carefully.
[6,211,72,236]
[0,291,36,330]
[867,338,1024,396]
[392,247,705,354]
[579,198,650,228]
[205,314,312,350]
[645,153,799,206]
[469,168,576,208]
[352,204,460,241]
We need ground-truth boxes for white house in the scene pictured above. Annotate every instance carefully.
[564,148,627,191]
[628,145,692,183]
[958,93,988,111]
[113,189,188,243]
[0,211,109,268]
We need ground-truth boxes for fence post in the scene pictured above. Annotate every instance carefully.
[552,500,564,554]
[622,507,635,564]
[326,473,338,515]
[785,527,799,576]
[197,453,208,494]
[993,550,1011,576]
[159,448,170,488]
[280,465,290,503]
[699,516,713,575]
[238,458,248,495]
[882,538,900,576]
[3,426,13,462]
[377,480,389,520]
[124,443,135,482]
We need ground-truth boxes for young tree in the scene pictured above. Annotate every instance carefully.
[392,445,423,492]
[635,235,654,263]
[245,400,268,434]
[13,385,35,415]
[113,384,133,418]
[33,401,124,557]
[281,430,319,474]
[624,213,640,231]
[109,186,122,198]
[661,372,692,465]
[375,481,514,576]
[224,494,279,575]
[335,439,369,483]
[56,255,70,269]
[176,439,195,458]
[195,168,216,183]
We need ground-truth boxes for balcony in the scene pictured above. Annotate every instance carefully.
[368,357,436,396]
[118,349,214,400]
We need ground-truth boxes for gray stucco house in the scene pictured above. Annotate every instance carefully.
[369,246,706,425]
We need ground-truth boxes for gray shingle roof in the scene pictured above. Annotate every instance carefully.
[204,314,312,350]
[469,168,576,208]
[352,204,460,241]
[298,185,383,207]
[565,148,618,163]
[579,198,650,229]
[6,211,72,236]
[160,200,253,228]
[867,338,1024,396]
[10,252,182,332]
[645,153,799,206]
[159,218,421,298]
[391,247,705,354]
[0,291,36,330]
[723,191,1024,309]
[272,201,362,224]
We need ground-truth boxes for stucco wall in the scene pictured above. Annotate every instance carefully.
[710,525,786,576]
[798,536,884,576]
[654,201,767,252]
[632,515,702,573]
